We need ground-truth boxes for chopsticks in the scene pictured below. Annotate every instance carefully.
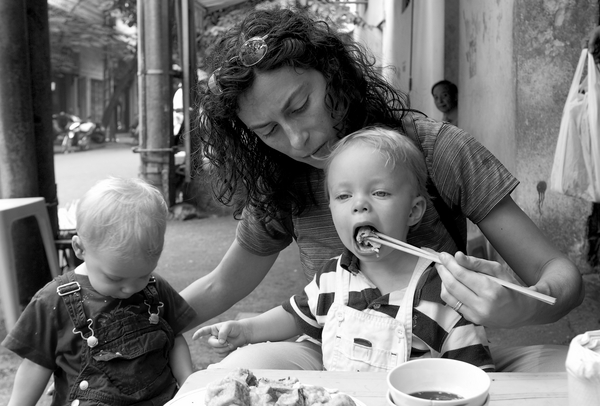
[365,232,557,306]
[366,232,441,264]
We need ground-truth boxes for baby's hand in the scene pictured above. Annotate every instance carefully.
[193,321,247,355]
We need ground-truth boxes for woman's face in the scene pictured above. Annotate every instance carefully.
[237,67,340,169]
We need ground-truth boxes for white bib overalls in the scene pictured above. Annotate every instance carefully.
[321,257,432,372]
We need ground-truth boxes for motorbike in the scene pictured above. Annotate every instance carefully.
[62,118,106,153]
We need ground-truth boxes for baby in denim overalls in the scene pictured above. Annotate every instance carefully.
[3,177,197,406]
[194,127,494,373]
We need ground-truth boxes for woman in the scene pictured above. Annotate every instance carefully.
[182,6,583,371]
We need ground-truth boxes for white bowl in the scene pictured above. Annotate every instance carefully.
[386,359,490,406]
[387,391,491,406]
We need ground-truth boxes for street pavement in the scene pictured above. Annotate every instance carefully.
[53,134,141,207]
[0,136,598,403]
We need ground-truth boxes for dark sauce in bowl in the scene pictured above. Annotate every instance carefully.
[409,391,463,400]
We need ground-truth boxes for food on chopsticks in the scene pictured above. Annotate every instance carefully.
[205,369,357,406]
[355,226,381,253]
[355,226,436,261]
[364,231,441,263]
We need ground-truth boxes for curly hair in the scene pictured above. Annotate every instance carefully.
[195,6,410,223]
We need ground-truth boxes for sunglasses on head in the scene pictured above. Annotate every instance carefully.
[207,35,269,95]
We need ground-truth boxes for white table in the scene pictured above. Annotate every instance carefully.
[173,369,568,405]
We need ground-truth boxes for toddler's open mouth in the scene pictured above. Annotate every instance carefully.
[354,226,381,254]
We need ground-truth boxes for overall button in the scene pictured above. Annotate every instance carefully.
[336,311,344,321]
[71,400,80,406]
[396,328,404,338]
[79,380,89,390]
[372,303,381,309]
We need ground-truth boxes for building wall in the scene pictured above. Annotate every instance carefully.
[444,0,460,87]
[52,47,105,119]
[458,1,516,170]
[79,47,105,120]
[459,0,597,272]
[79,47,104,80]
[358,0,599,272]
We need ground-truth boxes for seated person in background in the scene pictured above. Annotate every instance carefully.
[431,80,458,126]
[2,177,197,406]
[194,127,494,372]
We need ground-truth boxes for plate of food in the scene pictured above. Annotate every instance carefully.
[166,369,366,406]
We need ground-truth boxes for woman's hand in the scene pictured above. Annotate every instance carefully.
[193,321,249,355]
[447,195,584,329]
[436,252,549,329]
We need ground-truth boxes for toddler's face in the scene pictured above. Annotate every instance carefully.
[327,144,422,261]
[81,244,158,299]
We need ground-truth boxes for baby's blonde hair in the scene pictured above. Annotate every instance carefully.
[325,126,429,200]
[76,177,168,259]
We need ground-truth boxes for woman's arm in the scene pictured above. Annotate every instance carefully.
[169,335,193,386]
[179,239,279,330]
[7,359,53,406]
[437,196,584,329]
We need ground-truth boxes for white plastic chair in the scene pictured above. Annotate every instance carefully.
[0,197,60,330]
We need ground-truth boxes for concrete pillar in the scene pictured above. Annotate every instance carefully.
[137,0,175,205]
[0,0,54,304]
[0,2,38,198]
[27,0,58,236]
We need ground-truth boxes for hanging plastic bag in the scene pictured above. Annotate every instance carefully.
[550,49,600,202]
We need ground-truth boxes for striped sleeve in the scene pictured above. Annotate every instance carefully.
[411,268,495,371]
[441,321,495,372]
[281,257,339,339]
[417,117,519,224]
[407,118,519,254]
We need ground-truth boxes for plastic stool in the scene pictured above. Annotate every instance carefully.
[0,197,61,330]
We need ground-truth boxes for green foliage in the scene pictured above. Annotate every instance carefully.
[101,0,364,72]
[303,0,361,30]
[49,1,136,74]
[102,0,138,26]
[197,0,362,70]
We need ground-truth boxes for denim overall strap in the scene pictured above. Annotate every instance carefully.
[143,276,159,302]
[142,276,164,325]
[56,272,97,346]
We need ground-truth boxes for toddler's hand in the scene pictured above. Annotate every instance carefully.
[193,321,247,355]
